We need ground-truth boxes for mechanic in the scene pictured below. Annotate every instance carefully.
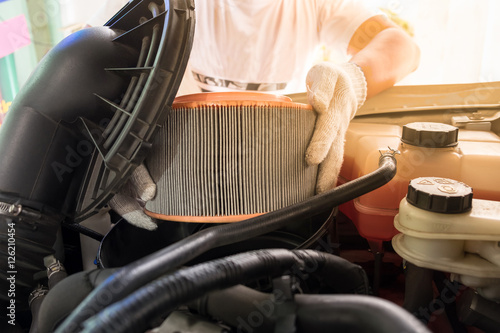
[88,0,420,230]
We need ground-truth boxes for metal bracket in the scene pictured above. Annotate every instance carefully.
[452,111,500,129]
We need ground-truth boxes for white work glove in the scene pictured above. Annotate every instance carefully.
[305,62,367,193]
[108,164,158,230]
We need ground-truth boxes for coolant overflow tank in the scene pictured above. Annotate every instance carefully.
[339,121,500,242]
[393,177,500,300]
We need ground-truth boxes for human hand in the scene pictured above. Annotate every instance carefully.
[305,62,367,193]
[108,164,158,230]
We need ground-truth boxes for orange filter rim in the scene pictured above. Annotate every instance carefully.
[173,91,313,110]
[144,208,265,223]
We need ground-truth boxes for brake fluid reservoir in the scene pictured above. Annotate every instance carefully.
[339,121,500,242]
[393,177,500,278]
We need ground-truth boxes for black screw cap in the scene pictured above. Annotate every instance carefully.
[406,177,473,214]
[401,122,459,148]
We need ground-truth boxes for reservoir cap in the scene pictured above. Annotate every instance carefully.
[407,177,473,214]
[402,122,459,148]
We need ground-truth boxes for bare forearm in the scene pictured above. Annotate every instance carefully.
[350,27,420,98]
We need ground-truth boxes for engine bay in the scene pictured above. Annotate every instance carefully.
[1,1,500,332]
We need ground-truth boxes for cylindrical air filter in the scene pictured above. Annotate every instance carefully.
[145,92,318,222]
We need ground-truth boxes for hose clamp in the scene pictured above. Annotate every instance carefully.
[44,255,66,279]
[0,201,22,217]
[28,286,49,307]
[379,146,401,158]
[47,260,66,279]
[379,146,400,164]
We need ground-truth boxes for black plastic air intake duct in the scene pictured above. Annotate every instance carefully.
[0,0,195,317]
[0,27,138,313]
[0,27,138,213]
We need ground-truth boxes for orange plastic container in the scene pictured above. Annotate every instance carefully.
[339,122,500,242]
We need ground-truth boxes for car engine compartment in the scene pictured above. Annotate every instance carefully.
[1,1,500,332]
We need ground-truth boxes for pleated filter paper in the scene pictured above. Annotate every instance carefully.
[145,99,318,222]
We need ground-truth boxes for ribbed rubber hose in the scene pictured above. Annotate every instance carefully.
[56,154,397,333]
[81,249,370,333]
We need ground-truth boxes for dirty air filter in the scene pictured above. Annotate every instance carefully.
[145,92,318,222]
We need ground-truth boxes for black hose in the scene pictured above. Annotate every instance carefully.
[403,262,435,321]
[28,286,49,333]
[190,285,430,333]
[63,223,104,242]
[34,269,116,333]
[81,249,370,333]
[29,258,67,333]
[190,244,372,333]
[295,294,431,333]
[56,154,397,332]
[190,285,276,332]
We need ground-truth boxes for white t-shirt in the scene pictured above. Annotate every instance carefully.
[191,0,379,94]
[87,0,379,94]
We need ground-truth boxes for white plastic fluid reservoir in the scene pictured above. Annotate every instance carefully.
[392,177,500,300]
[339,121,500,242]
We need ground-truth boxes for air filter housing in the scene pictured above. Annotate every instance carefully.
[145,92,318,222]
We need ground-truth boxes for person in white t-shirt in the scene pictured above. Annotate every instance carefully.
[87,0,420,230]
[189,1,407,95]
[88,0,418,96]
